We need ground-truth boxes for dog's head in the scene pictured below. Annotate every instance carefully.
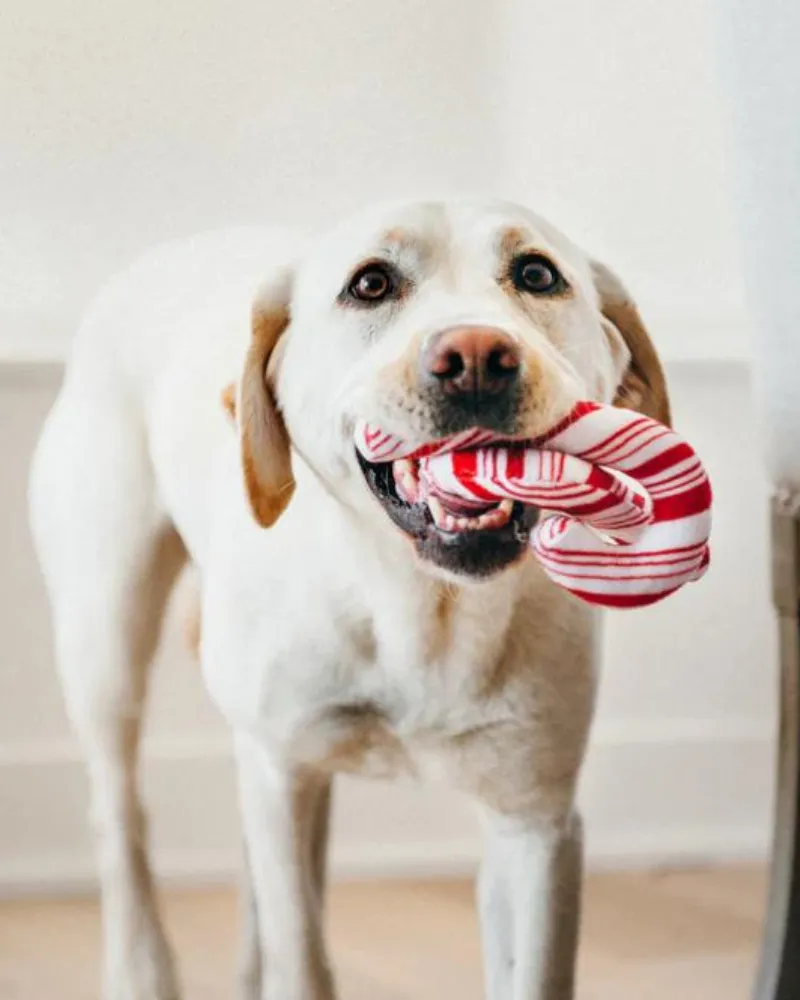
[236,200,669,581]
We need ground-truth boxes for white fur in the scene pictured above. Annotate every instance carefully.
[29,200,632,1000]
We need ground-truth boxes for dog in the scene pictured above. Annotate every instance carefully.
[29,199,669,1000]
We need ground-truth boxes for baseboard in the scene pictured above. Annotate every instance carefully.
[0,828,770,901]
[0,842,483,899]
[0,721,774,898]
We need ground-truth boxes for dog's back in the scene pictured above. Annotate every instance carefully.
[30,225,299,571]
[27,225,306,999]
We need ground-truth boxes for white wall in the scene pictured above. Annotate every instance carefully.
[0,0,778,890]
[0,0,498,356]
[1,0,747,362]
[496,0,749,360]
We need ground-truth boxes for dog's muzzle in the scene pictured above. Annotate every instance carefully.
[419,325,523,436]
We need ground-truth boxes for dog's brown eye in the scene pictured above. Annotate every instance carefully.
[512,254,564,295]
[348,264,395,304]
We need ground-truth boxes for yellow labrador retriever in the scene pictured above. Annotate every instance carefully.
[29,200,668,1000]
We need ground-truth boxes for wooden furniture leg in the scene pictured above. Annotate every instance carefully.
[753,502,800,1000]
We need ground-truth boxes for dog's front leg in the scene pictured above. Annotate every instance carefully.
[479,811,583,1000]
[235,733,336,1000]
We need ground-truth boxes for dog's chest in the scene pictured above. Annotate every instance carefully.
[204,552,594,812]
[288,672,508,781]
[278,588,521,780]
[203,547,546,783]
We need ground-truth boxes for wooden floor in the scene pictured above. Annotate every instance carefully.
[0,867,767,999]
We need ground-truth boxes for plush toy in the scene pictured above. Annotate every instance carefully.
[356,401,712,608]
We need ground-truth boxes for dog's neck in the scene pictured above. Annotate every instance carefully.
[296,463,531,671]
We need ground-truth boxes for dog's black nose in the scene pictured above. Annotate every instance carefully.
[422,326,521,404]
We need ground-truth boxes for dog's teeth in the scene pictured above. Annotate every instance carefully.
[475,500,513,530]
[395,458,415,480]
[428,494,514,533]
[396,475,416,503]
[393,458,420,503]
[428,497,466,534]
[427,495,447,527]
[492,500,514,527]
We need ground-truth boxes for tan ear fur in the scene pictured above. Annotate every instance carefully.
[591,260,672,427]
[221,382,237,424]
[238,284,294,528]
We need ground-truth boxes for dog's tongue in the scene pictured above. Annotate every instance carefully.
[420,466,499,516]
[431,489,498,516]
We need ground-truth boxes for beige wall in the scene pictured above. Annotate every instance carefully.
[0,361,776,892]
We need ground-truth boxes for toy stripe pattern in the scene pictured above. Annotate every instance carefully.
[355,401,712,609]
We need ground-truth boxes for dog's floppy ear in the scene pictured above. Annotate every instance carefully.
[591,260,672,427]
[221,382,237,425]
[238,271,295,528]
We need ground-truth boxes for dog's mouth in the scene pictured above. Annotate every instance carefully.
[356,451,539,579]
[393,456,517,532]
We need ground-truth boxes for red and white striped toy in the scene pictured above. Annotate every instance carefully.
[355,401,712,608]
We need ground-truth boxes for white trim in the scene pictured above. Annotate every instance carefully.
[0,827,770,901]
[0,718,775,769]
[0,721,774,897]
[0,328,71,365]
[0,843,482,899]
[0,736,233,768]
[585,825,770,870]
[639,313,753,364]
[0,313,754,367]
[591,717,775,746]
